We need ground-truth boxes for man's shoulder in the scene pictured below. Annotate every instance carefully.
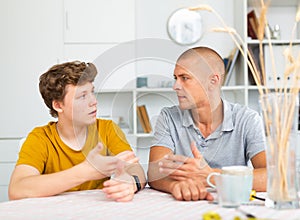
[161,105,181,115]
[225,100,260,124]
[225,100,258,115]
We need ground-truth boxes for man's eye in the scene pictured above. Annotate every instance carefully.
[182,76,188,81]
[80,94,86,99]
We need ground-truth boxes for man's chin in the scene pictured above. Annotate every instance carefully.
[178,104,189,110]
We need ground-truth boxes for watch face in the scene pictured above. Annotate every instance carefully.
[167,8,203,45]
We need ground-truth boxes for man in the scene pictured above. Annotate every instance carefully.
[148,47,266,201]
[9,61,146,201]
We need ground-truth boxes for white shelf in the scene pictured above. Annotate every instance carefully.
[222,86,246,90]
[247,39,300,45]
[96,88,175,93]
[135,133,153,138]
[136,88,174,92]
[96,89,134,93]
[248,0,300,7]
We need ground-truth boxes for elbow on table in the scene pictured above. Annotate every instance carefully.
[8,185,22,200]
[147,169,158,189]
[8,183,37,201]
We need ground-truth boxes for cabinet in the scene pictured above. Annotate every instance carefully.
[63,0,136,90]
[0,0,63,138]
[0,0,63,202]
[64,0,135,43]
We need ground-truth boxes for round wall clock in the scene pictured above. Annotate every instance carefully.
[167,8,203,45]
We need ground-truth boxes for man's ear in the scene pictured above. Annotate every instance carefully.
[210,74,220,85]
[52,100,63,113]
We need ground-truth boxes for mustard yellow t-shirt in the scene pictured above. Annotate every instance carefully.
[17,119,132,191]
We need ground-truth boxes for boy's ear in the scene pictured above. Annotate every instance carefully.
[52,100,63,113]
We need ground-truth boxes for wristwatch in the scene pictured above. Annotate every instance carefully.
[132,175,141,193]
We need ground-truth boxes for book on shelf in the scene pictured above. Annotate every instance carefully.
[223,47,239,86]
[298,106,300,130]
[298,106,300,131]
[136,105,152,133]
[248,46,264,85]
[247,10,258,39]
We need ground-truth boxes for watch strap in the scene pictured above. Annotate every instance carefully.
[132,175,141,193]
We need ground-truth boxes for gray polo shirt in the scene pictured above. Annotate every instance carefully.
[151,100,266,168]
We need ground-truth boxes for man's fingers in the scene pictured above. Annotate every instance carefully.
[168,175,187,181]
[159,166,178,175]
[171,183,183,201]
[206,192,214,201]
[159,166,187,177]
[164,154,190,163]
[159,160,183,169]
[191,141,202,159]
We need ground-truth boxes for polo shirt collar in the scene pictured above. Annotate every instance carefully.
[182,109,194,127]
[181,99,234,132]
[222,99,234,131]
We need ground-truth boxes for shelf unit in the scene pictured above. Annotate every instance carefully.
[223,0,300,111]
[95,87,178,172]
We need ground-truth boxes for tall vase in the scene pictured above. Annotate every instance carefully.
[260,92,299,209]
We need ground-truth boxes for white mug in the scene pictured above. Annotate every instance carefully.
[207,166,253,208]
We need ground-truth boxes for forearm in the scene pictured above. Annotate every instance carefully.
[147,161,175,193]
[252,167,267,192]
[201,168,221,187]
[9,162,105,200]
[125,163,147,190]
[148,176,177,194]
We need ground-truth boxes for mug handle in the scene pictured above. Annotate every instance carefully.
[206,172,220,188]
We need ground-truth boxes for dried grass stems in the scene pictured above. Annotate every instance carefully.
[190,1,300,201]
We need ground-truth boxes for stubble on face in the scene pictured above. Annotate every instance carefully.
[174,58,211,111]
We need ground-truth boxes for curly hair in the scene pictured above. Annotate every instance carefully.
[39,61,98,118]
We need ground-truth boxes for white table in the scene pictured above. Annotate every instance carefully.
[0,188,299,219]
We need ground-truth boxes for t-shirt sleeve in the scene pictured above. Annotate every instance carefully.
[103,120,132,156]
[151,108,175,152]
[16,131,48,174]
[245,111,266,160]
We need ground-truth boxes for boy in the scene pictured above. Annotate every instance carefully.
[9,61,146,202]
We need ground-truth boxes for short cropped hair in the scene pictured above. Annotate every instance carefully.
[177,46,225,84]
[39,61,97,117]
